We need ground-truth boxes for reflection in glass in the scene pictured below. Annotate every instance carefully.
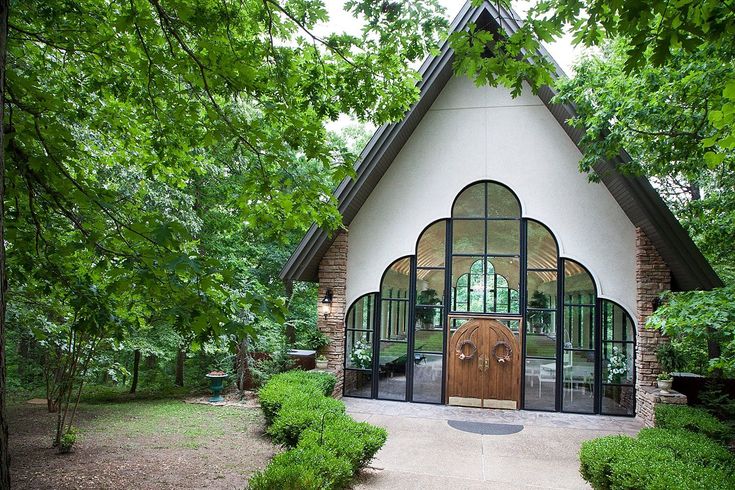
[412,353,443,403]
[414,307,443,353]
[564,259,595,304]
[346,294,375,330]
[487,182,520,217]
[486,220,520,254]
[452,182,485,217]
[527,271,557,309]
[452,219,485,255]
[602,342,634,385]
[525,311,556,357]
[602,301,634,342]
[416,269,445,306]
[346,330,373,369]
[344,370,372,398]
[562,350,595,413]
[417,220,446,267]
[527,220,558,269]
[378,340,407,400]
[602,385,635,416]
[563,305,595,350]
[524,358,556,411]
[381,257,410,298]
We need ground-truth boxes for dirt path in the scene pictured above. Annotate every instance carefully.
[8,399,276,489]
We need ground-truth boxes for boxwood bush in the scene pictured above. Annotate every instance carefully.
[580,422,735,489]
[250,370,386,490]
[654,404,732,443]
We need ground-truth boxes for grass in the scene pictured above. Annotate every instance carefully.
[81,399,259,449]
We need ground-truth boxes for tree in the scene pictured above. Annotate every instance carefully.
[1,0,450,482]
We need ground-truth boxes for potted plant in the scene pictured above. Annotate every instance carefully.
[657,372,673,392]
[315,355,329,370]
[205,370,228,402]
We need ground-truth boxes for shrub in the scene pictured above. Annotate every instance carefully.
[58,427,77,454]
[267,393,345,447]
[579,428,735,490]
[655,404,732,443]
[248,443,353,490]
[298,415,388,472]
[258,370,336,424]
[579,435,637,490]
[253,370,386,490]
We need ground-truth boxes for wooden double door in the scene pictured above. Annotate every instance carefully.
[447,318,520,409]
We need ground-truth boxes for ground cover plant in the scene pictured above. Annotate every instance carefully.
[7,397,274,489]
[251,370,387,490]
[579,405,735,489]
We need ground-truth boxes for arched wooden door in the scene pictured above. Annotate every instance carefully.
[447,318,520,409]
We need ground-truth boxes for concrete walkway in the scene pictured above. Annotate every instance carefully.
[347,398,642,489]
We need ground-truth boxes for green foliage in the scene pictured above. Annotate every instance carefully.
[58,427,77,454]
[257,370,337,424]
[252,370,385,489]
[656,343,685,373]
[298,416,387,472]
[654,405,732,443]
[579,428,735,490]
[647,288,735,376]
[248,443,353,490]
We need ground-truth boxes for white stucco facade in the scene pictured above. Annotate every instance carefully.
[345,75,637,318]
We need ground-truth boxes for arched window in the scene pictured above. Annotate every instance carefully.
[378,257,411,400]
[562,259,596,413]
[600,300,636,415]
[344,293,376,398]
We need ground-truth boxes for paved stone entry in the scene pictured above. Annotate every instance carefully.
[348,398,641,489]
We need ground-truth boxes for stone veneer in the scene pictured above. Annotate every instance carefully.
[635,228,672,418]
[317,231,348,398]
[637,386,687,427]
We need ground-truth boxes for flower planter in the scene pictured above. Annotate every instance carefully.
[657,378,673,393]
[315,359,329,370]
[206,372,228,403]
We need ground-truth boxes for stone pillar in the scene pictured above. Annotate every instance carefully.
[635,228,671,416]
[317,231,348,398]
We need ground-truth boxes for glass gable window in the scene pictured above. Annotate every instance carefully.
[450,182,521,315]
[343,180,635,416]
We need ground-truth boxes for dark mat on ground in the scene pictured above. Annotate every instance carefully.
[447,420,523,435]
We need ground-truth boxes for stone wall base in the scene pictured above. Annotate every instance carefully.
[636,385,687,427]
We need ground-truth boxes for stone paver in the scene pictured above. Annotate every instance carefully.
[348,398,642,489]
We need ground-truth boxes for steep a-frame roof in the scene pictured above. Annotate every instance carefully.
[280,1,722,291]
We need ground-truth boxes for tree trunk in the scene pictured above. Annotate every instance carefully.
[174,349,185,387]
[129,349,141,394]
[0,0,12,486]
[283,279,295,345]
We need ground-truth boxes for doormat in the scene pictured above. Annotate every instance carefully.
[447,420,523,435]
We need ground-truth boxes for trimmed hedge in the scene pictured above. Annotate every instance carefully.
[250,370,387,490]
[654,404,732,443]
[579,427,735,490]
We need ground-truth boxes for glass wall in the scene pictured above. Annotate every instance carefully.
[344,294,376,397]
[342,180,636,416]
[562,259,596,413]
[450,182,521,315]
[414,221,446,403]
[524,220,558,410]
[601,301,636,415]
[378,257,411,400]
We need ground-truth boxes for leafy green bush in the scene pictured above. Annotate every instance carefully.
[267,393,345,447]
[252,370,386,489]
[248,443,353,490]
[298,415,388,472]
[655,404,732,443]
[579,435,637,490]
[58,427,77,454]
[258,370,336,424]
[580,428,734,489]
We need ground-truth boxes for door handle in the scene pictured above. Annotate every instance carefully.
[478,355,485,371]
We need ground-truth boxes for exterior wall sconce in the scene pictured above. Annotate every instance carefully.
[320,289,333,319]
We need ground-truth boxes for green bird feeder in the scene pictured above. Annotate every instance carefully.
[206,371,228,403]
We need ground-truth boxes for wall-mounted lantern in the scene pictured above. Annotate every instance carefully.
[320,289,333,319]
